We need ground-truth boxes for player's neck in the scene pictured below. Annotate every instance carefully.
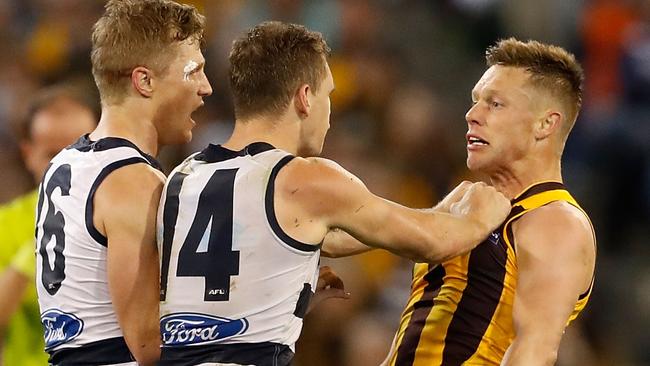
[488,158,562,200]
[223,115,300,155]
[90,103,160,157]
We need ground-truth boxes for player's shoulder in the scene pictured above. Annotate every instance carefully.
[97,161,165,200]
[111,160,164,182]
[521,200,590,231]
[515,200,593,253]
[281,156,362,185]
[274,156,366,212]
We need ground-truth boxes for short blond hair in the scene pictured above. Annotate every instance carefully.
[486,38,584,136]
[91,0,205,105]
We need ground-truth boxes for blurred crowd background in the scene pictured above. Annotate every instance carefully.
[0,0,648,365]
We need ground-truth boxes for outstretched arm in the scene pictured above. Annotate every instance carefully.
[320,181,474,258]
[321,228,372,258]
[94,163,164,366]
[278,158,510,264]
[501,202,595,366]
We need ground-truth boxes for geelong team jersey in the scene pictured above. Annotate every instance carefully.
[158,142,320,366]
[35,135,162,365]
[386,181,596,366]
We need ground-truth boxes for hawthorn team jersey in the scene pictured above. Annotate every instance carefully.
[158,142,320,366]
[35,135,162,365]
[387,181,595,366]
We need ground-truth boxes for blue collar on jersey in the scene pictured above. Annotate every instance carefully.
[195,142,277,163]
[67,134,163,172]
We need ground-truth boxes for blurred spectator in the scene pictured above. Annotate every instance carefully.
[581,0,638,114]
[0,83,98,366]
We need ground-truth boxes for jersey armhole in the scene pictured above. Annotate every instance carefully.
[264,155,322,253]
[507,200,595,300]
[84,157,152,247]
[565,201,596,300]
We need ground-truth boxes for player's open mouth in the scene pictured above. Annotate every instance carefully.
[190,101,205,124]
[467,135,489,146]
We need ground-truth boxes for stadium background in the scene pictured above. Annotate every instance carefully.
[0,0,648,365]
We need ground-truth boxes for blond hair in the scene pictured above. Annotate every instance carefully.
[486,38,584,137]
[91,0,205,105]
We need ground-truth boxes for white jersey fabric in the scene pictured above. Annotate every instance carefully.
[35,135,161,364]
[158,142,320,366]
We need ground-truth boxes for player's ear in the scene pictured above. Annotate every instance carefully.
[535,111,561,140]
[294,83,311,118]
[131,66,154,98]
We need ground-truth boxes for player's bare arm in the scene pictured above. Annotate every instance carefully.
[501,202,595,366]
[275,157,511,263]
[94,163,165,366]
[430,180,473,213]
[320,180,472,258]
[320,228,372,258]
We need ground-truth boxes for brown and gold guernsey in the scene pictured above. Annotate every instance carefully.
[386,181,595,366]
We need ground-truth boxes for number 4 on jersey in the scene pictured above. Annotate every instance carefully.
[161,169,241,302]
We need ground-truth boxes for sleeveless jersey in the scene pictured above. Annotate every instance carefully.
[387,181,595,366]
[158,142,320,366]
[35,135,162,364]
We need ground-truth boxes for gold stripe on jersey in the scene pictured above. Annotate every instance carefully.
[387,181,595,366]
[389,255,471,366]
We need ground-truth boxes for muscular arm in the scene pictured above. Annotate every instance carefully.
[320,181,473,258]
[277,158,509,263]
[94,164,164,366]
[320,228,373,258]
[501,202,595,366]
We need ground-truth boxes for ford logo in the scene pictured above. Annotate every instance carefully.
[161,313,249,347]
[41,309,84,350]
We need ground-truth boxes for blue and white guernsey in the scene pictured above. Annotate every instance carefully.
[35,135,162,365]
[158,142,320,366]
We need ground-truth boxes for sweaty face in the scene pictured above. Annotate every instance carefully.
[464,65,538,173]
[298,62,334,157]
[23,98,96,182]
[153,40,213,146]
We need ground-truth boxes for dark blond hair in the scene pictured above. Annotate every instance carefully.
[91,0,205,105]
[486,38,584,135]
[229,21,331,120]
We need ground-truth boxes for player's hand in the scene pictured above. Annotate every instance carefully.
[450,182,511,232]
[307,266,350,314]
[434,181,473,212]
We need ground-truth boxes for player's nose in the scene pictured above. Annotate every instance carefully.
[199,75,213,97]
[465,103,483,126]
